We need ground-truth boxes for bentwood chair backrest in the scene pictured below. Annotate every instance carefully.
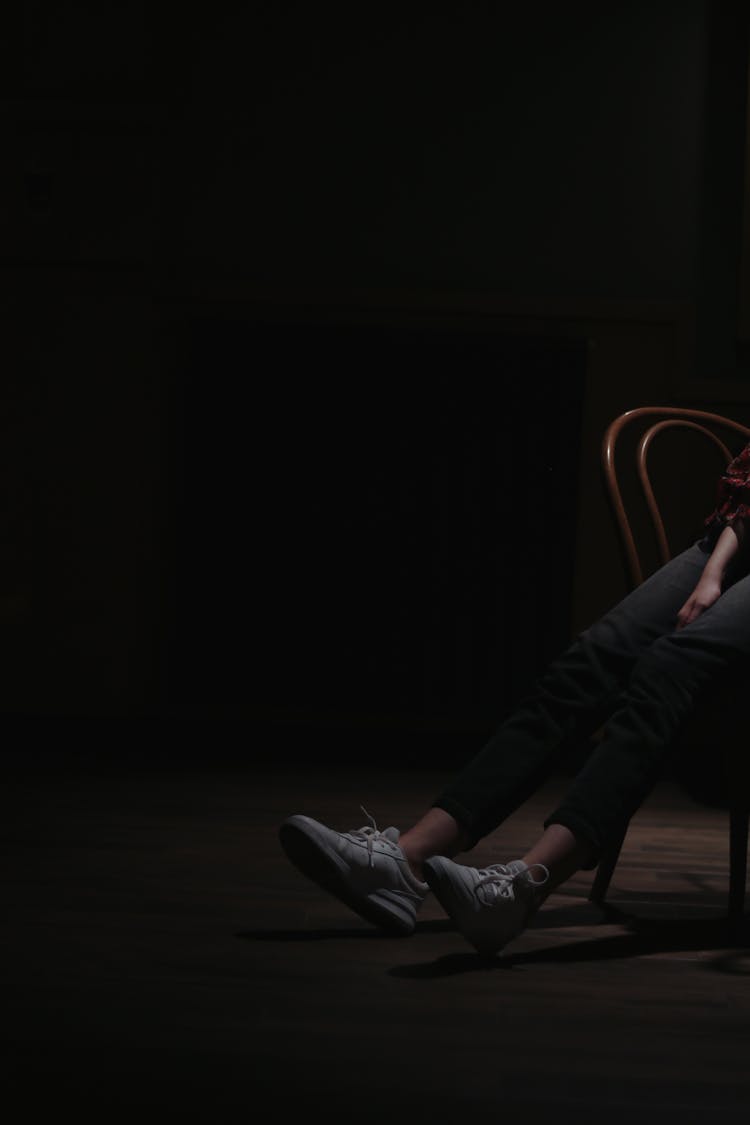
[602,407,750,590]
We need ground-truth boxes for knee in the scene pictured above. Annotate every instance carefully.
[630,631,715,712]
[631,633,687,681]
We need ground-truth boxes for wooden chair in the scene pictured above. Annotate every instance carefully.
[588,406,750,933]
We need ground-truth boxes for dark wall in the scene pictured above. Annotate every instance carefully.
[163,314,587,730]
[3,3,750,744]
[177,3,706,298]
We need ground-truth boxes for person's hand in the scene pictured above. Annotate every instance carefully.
[675,574,723,630]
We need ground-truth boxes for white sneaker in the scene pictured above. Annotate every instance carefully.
[279,808,429,935]
[423,856,549,955]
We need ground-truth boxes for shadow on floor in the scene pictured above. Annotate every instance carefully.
[242,893,750,974]
[387,911,750,978]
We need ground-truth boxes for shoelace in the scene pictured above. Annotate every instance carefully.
[475,862,550,902]
[350,805,400,868]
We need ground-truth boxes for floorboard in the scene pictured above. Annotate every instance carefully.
[3,740,750,1124]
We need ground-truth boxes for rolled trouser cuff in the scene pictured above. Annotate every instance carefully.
[430,797,485,851]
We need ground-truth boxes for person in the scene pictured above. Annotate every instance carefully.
[279,441,750,956]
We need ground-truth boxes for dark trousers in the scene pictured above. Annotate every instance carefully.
[433,539,750,868]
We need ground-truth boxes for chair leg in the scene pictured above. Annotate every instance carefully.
[728,805,749,936]
[589,825,628,904]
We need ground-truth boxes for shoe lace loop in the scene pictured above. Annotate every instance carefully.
[351,805,398,868]
[475,862,550,901]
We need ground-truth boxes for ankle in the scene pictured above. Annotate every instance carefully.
[398,809,467,875]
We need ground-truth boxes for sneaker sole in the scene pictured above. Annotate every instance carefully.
[279,817,415,936]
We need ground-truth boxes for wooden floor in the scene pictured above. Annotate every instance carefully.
[4,734,750,1124]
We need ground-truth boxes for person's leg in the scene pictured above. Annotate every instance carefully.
[424,562,750,954]
[280,540,712,939]
[401,540,711,869]
[544,563,750,864]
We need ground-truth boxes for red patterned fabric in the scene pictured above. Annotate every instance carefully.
[704,442,750,536]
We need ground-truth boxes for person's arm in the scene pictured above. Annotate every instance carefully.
[675,523,743,629]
